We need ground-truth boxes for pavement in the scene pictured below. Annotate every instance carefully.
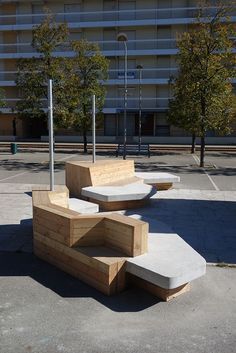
[0,151,236,353]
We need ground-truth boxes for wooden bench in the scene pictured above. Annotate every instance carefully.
[32,188,148,295]
[116,144,150,158]
[65,160,156,211]
[32,188,206,301]
[135,172,180,190]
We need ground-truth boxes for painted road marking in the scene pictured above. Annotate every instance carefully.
[192,154,219,191]
[0,171,29,182]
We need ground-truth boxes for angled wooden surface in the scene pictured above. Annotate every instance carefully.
[34,232,127,295]
[127,274,190,301]
[65,160,135,197]
[87,198,149,212]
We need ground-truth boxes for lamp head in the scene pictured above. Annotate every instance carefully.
[136,64,143,70]
[117,32,128,42]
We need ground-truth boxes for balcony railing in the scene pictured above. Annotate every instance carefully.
[0,39,177,55]
[0,68,178,83]
[2,97,169,111]
[0,7,235,27]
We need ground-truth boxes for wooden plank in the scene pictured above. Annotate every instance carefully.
[33,222,70,246]
[88,198,148,212]
[127,274,190,301]
[34,235,127,295]
[34,232,125,274]
[133,222,149,256]
[32,186,69,208]
[154,183,173,190]
[34,243,112,295]
[66,160,135,197]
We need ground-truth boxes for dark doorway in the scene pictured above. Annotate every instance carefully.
[23,117,47,139]
[135,113,154,136]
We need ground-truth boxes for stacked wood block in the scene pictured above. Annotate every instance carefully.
[32,188,148,295]
[65,160,142,198]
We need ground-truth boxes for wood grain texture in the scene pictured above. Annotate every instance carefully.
[88,198,148,212]
[65,160,135,197]
[32,185,69,209]
[34,233,127,295]
[154,183,173,190]
[127,274,190,301]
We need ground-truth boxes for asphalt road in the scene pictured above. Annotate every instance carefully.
[0,150,235,190]
[0,252,235,353]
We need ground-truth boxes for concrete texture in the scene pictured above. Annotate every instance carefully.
[135,171,180,184]
[0,181,236,353]
[0,252,235,353]
[81,183,156,202]
[68,198,99,214]
[0,150,236,191]
[126,233,206,289]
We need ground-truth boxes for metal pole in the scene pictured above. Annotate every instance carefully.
[48,79,54,191]
[92,94,96,163]
[138,68,142,151]
[123,41,128,160]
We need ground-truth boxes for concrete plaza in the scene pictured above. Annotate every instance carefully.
[0,150,236,353]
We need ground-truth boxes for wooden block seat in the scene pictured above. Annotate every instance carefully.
[32,188,205,300]
[81,183,157,211]
[66,160,142,198]
[32,187,149,296]
[34,233,128,296]
[135,172,180,190]
[126,233,206,301]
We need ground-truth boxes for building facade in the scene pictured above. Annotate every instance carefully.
[0,0,235,143]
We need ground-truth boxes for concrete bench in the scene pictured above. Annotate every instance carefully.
[135,172,180,190]
[81,183,156,211]
[126,233,206,301]
[116,144,150,158]
[32,188,206,301]
[66,160,140,198]
[68,198,99,214]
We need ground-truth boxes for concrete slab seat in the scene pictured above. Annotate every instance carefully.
[135,172,180,190]
[81,183,157,211]
[65,160,143,198]
[68,198,99,214]
[32,188,206,301]
[32,187,148,296]
[66,160,157,211]
[126,234,206,301]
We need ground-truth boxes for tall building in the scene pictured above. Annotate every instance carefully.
[0,1,235,143]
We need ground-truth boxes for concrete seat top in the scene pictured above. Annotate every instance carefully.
[135,172,180,184]
[68,198,99,214]
[126,233,206,290]
[81,183,156,202]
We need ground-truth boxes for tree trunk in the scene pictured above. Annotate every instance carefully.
[200,135,205,167]
[191,133,196,154]
[83,130,87,154]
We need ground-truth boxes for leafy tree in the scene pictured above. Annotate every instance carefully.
[168,1,236,166]
[70,39,109,153]
[0,88,5,110]
[16,13,79,130]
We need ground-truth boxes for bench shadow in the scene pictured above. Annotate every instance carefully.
[125,198,236,264]
[0,251,160,312]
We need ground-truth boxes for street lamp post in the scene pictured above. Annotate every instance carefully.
[117,32,128,160]
[137,64,143,151]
